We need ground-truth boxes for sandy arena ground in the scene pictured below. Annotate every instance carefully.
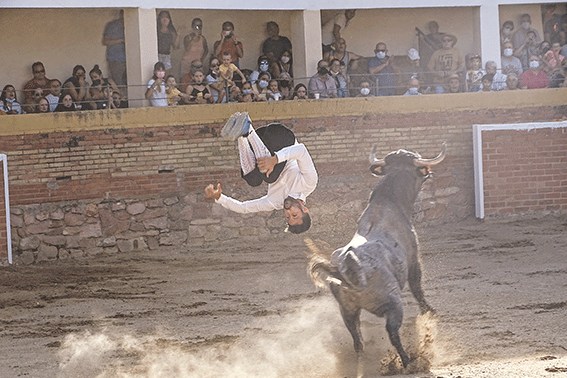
[1,214,566,378]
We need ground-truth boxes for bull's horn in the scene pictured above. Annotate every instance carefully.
[369,145,386,166]
[414,143,447,167]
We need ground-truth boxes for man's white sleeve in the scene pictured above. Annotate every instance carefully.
[216,194,279,214]
[275,143,318,189]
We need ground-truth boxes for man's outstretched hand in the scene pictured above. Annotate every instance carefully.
[205,183,222,200]
[257,155,278,177]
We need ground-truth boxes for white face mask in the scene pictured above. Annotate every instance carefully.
[375,51,386,59]
[503,27,512,36]
[522,22,531,30]
[281,56,290,64]
[360,87,370,96]
[408,87,419,94]
[529,60,539,69]
[503,48,513,57]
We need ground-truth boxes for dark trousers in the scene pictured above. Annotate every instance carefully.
[241,123,296,187]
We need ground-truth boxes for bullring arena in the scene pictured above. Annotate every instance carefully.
[1,93,566,377]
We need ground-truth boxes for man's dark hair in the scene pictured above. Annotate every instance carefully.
[287,212,311,234]
[32,62,44,72]
[222,21,234,30]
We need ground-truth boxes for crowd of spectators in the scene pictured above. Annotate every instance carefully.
[3,8,567,115]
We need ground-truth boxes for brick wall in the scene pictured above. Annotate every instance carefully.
[481,126,567,216]
[1,94,566,264]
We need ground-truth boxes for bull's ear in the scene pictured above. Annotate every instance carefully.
[370,164,385,176]
[417,167,430,177]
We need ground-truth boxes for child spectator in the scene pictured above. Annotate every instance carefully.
[0,85,23,114]
[46,79,62,112]
[145,62,168,107]
[185,70,213,104]
[480,74,494,91]
[110,91,128,109]
[165,75,185,106]
[403,78,422,95]
[292,83,308,100]
[267,79,282,101]
[356,81,374,97]
[466,54,484,92]
[218,51,246,95]
[37,97,50,113]
[446,74,463,93]
[237,81,257,102]
[505,73,520,90]
[54,91,77,112]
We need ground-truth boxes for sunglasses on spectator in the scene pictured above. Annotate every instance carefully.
[211,63,220,67]
[34,69,45,74]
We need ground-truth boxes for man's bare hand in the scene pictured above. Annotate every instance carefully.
[205,183,222,200]
[257,155,278,177]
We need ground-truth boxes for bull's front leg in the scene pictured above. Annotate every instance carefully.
[408,259,435,315]
[338,304,364,377]
[385,300,410,368]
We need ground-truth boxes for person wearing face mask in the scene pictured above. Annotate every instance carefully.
[250,56,272,85]
[270,50,293,99]
[308,60,338,99]
[368,42,397,96]
[145,61,169,107]
[500,21,515,46]
[512,14,541,50]
[213,21,244,67]
[514,30,540,72]
[356,81,374,98]
[484,61,507,91]
[403,78,422,96]
[519,55,549,89]
[261,21,292,63]
[252,72,271,101]
[501,42,523,76]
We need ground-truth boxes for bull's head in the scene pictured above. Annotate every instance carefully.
[369,143,446,177]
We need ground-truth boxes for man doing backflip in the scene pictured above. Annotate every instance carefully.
[205,112,318,234]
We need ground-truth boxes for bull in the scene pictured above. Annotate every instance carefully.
[308,143,446,375]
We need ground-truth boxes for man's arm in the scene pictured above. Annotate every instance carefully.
[274,143,318,189]
[205,183,280,213]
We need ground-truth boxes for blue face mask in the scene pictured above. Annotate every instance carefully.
[260,62,269,71]
[259,80,269,89]
[242,89,251,94]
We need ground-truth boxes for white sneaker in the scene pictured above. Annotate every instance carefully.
[221,112,240,139]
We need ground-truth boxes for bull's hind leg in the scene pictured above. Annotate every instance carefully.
[337,300,364,377]
[384,300,410,368]
[408,259,434,314]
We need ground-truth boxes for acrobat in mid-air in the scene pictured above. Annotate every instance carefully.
[205,112,318,234]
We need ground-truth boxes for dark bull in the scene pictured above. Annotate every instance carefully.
[308,143,446,375]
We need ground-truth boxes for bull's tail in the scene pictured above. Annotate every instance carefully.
[305,239,367,291]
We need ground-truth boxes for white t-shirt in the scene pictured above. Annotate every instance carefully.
[46,94,59,112]
[147,79,168,107]
[321,13,348,46]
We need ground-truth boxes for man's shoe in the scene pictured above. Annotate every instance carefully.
[229,112,251,140]
[221,112,240,139]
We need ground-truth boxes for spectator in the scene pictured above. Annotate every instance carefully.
[89,64,120,96]
[36,97,50,113]
[501,41,523,76]
[505,73,520,90]
[180,18,209,78]
[238,81,258,102]
[368,42,397,96]
[179,59,203,93]
[218,51,246,96]
[28,88,44,114]
[396,48,429,94]
[321,9,356,54]
[403,78,422,95]
[480,74,494,92]
[23,62,51,113]
[292,83,308,100]
[543,6,565,45]
[206,57,224,103]
[270,49,293,99]
[356,80,374,97]
[329,58,349,98]
[542,42,564,73]
[252,71,271,101]
[267,79,282,101]
[165,75,183,106]
[250,55,272,85]
[0,85,23,114]
[324,38,360,68]
[425,21,446,51]
[89,80,111,109]
[512,13,541,49]
[428,34,465,94]
[63,65,95,110]
[227,85,241,103]
[213,21,244,67]
[46,79,62,112]
[54,91,77,112]
[466,54,484,92]
[157,10,181,76]
[262,21,292,62]
[445,74,463,93]
[102,10,127,95]
[185,70,213,104]
[500,20,515,46]
[308,59,338,99]
[145,62,168,107]
[519,55,549,89]
[514,30,541,73]
[485,61,507,91]
[110,91,128,109]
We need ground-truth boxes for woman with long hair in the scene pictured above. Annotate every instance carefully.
[157,10,182,76]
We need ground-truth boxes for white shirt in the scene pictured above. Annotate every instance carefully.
[147,79,168,107]
[216,143,318,213]
[321,13,348,46]
[46,94,59,112]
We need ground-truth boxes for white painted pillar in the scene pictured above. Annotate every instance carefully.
[478,4,502,70]
[291,10,322,84]
[124,8,158,108]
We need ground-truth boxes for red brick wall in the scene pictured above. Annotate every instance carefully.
[481,126,567,216]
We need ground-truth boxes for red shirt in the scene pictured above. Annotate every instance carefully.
[519,70,549,89]
[23,77,52,104]
[214,38,243,63]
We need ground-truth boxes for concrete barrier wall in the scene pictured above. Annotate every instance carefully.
[1,89,566,264]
